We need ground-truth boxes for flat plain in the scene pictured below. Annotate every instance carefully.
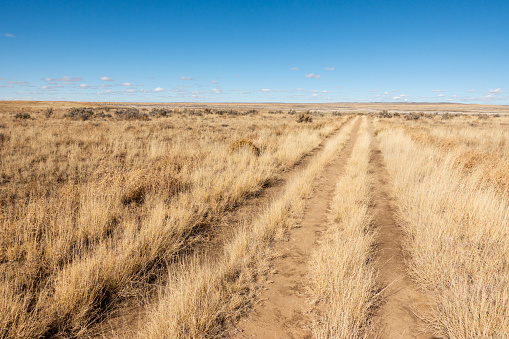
[1,101,508,338]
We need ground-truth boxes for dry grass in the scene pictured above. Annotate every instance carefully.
[0,106,349,338]
[135,118,358,338]
[376,122,509,337]
[311,117,378,338]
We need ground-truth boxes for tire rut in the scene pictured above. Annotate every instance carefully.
[368,119,436,339]
[234,118,362,338]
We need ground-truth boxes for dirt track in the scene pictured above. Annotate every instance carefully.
[368,120,435,338]
[234,118,436,338]
[234,118,362,338]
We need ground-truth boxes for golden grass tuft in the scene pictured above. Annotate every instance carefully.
[228,138,261,156]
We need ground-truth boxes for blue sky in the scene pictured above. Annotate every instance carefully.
[1,0,508,103]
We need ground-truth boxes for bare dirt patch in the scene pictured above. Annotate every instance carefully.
[234,119,362,338]
[368,119,436,338]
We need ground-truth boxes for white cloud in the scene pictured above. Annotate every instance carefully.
[100,76,113,81]
[467,89,476,92]
[153,87,164,92]
[261,89,270,92]
[4,33,15,38]
[432,89,447,92]
[5,81,28,85]
[290,67,299,71]
[125,89,137,93]
[296,88,304,91]
[312,94,318,97]
[180,76,193,80]
[383,92,391,95]
[488,88,502,94]
[310,90,318,93]
[122,82,132,86]
[322,90,328,93]
[211,80,219,84]
[43,76,83,83]
[324,67,335,71]
[305,73,321,78]
[79,84,89,88]
[393,94,409,100]
[210,88,222,94]
[437,94,445,97]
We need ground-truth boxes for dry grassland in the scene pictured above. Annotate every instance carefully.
[2,100,509,338]
[0,102,348,338]
[376,115,509,337]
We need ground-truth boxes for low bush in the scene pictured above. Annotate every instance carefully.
[297,112,313,123]
[14,112,31,120]
[65,107,94,120]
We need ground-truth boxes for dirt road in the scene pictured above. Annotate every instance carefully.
[234,119,362,338]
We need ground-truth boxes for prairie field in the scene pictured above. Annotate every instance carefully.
[1,101,509,338]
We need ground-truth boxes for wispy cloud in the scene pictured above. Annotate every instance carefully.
[100,76,113,81]
[437,94,445,97]
[44,76,83,82]
[290,67,299,71]
[153,87,164,92]
[5,81,28,85]
[4,33,15,38]
[210,88,222,94]
[467,89,476,92]
[261,89,270,92]
[79,84,89,88]
[121,82,132,86]
[393,94,409,100]
[488,88,502,94]
[211,80,219,84]
[432,89,447,92]
[324,67,335,71]
[180,76,193,81]
[305,73,321,78]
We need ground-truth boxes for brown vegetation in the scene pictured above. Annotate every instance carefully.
[1,100,509,338]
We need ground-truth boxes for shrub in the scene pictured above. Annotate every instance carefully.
[15,112,31,120]
[478,114,489,120]
[405,113,420,120]
[378,110,392,118]
[229,139,261,156]
[297,112,313,123]
[65,107,94,120]
[332,111,342,116]
[45,107,53,118]
[115,108,149,120]
[150,108,173,117]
